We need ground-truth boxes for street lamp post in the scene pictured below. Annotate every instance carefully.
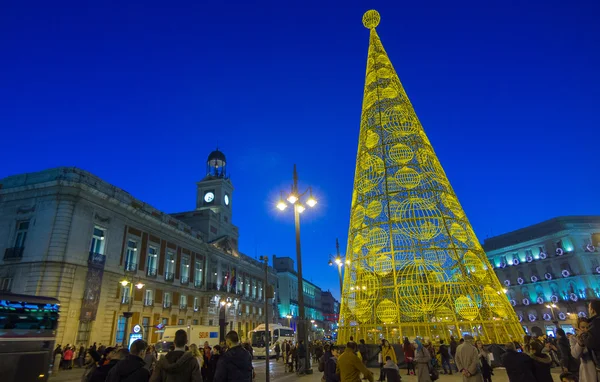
[259,256,272,382]
[546,303,560,327]
[275,164,317,374]
[120,277,145,348]
[328,238,350,295]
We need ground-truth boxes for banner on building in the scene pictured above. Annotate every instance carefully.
[80,253,106,321]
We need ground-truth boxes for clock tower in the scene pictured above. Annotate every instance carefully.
[196,149,233,221]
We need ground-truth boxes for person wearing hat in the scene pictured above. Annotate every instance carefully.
[455,335,483,382]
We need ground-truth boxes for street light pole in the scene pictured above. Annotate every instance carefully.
[275,164,317,374]
[259,256,271,382]
[120,277,145,348]
[291,165,309,371]
[546,304,559,327]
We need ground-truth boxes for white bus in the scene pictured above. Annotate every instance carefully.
[249,323,295,358]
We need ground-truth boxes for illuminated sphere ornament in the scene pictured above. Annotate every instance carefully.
[396,262,450,317]
[362,10,381,29]
[393,198,443,241]
[455,296,479,321]
[337,10,522,345]
[388,144,414,164]
[463,251,488,282]
[376,299,398,323]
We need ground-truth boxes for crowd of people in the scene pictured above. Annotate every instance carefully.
[53,300,600,382]
[316,300,600,382]
[59,330,253,382]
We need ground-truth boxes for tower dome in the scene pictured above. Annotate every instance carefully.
[207,149,227,178]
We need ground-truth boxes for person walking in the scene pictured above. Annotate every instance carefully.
[207,345,222,382]
[324,345,340,382]
[529,339,553,382]
[336,341,374,382]
[438,340,452,375]
[571,317,596,382]
[89,348,128,382]
[78,344,86,368]
[583,299,600,376]
[475,341,492,382]
[144,345,158,373]
[202,342,212,381]
[450,336,459,373]
[150,330,202,382]
[557,328,580,376]
[414,339,432,382]
[379,340,396,381]
[288,344,297,373]
[383,356,401,382]
[501,342,535,382]
[63,346,74,370]
[297,339,308,375]
[358,339,368,367]
[106,340,150,382]
[403,337,415,376]
[455,335,482,382]
[274,342,281,362]
[81,350,101,382]
[214,331,253,382]
[189,344,203,369]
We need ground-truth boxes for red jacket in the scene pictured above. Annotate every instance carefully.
[64,349,74,361]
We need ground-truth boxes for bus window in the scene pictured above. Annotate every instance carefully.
[279,329,294,338]
[251,330,266,347]
[273,329,279,342]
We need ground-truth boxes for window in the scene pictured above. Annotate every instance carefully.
[13,221,29,248]
[194,297,199,311]
[165,251,175,281]
[0,277,13,292]
[147,246,158,276]
[178,319,184,325]
[77,321,92,344]
[90,226,106,255]
[164,292,172,308]
[180,295,187,309]
[181,256,190,283]
[125,240,138,271]
[194,260,203,287]
[121,286,130,304]
[209,319,213,326]
[142,317,150,341]
[115,316,126,345]
[144,290,153,306]
[193,319,199,325]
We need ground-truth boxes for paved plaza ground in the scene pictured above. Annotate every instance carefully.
[53,358,564,382]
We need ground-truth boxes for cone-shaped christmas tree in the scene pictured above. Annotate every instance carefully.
[338,10,523,344]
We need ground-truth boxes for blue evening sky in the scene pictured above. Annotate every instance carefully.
[1,1,599,298]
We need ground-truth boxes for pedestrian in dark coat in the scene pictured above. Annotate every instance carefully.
[501,342,535,382]
[557,328,580,375]
[106,340,150,382]
[214,331,253,382]
[529,339,553,382]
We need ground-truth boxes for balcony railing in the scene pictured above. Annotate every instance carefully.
[147,268,157,278]
[125,261,137,272]
[180,276,189,285]
[163,301,172,309]
[144,299,154,306]
[194,279,203,288]
[88,251,106,267]
[194,306,200,312]
[4,247,24,260]
[121,297,130,305]
[165,272,174,282]
[179,304,188,310]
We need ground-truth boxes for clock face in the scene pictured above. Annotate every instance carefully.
[224,194,230,206]
[204,192,215,203]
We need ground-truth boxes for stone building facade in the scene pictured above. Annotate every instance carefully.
[484,216,600,336]
[0,153,276,347]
